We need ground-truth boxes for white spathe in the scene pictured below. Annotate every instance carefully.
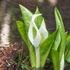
[28,14,48,48]
[39,19,48,40]
[60,54,64,70]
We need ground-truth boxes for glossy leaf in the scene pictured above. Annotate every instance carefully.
[19,4,33,31]
[49,28,61,70]
[65,34,70,60]
[18,5,36,67]
[53,29,61,50]
[54,7,66,61]
[16,21,36,67]
[51,49,60,70]
[54,7,65,31]
[40,30,57,67]
[28,42,36,67]
[16,21,28,45]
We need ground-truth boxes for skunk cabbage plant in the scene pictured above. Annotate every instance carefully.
[50,7,66,70]
[28,14,48,68]
[16,5,70,70]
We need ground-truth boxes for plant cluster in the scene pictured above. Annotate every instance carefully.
[16,5,70,70]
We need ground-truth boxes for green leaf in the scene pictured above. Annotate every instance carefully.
[49,29,61,70]
[18,5,36,67]
[54,7,66,61]
[40,30,57,67]
[19,4,33,31]
[16,21,36,67]
[16,21,28,45]
[35,7,40,14]
[65,34,70,60]
[28,42,36,67]
[54,7,65,31]
[53,29,61,50]
[51,49,60,70]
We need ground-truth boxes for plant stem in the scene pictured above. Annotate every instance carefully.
[35,46,40,70]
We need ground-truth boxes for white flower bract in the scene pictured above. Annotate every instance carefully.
[28,14,48,48]
[60,54,64,70]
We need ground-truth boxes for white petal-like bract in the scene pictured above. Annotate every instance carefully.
[60,54,64,70]
[39,19,48,40]
[28,14,41,47]
[28,14,48,47]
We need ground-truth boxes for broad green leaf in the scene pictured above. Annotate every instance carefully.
[49,28,61,65]
[16,21,36,67]
[28,42,36,67]
[40,30,57,67]
[65,34,70,60]
[53,29,61,50]
[54,7,65,31]
[48,28,61,65]
[54,7,66,61]
[18,5,36,67]
[16,21,28,45]
[51,49,60,70]
[19,4,33,31]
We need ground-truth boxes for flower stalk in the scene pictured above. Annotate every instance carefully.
[35,47,40,69]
